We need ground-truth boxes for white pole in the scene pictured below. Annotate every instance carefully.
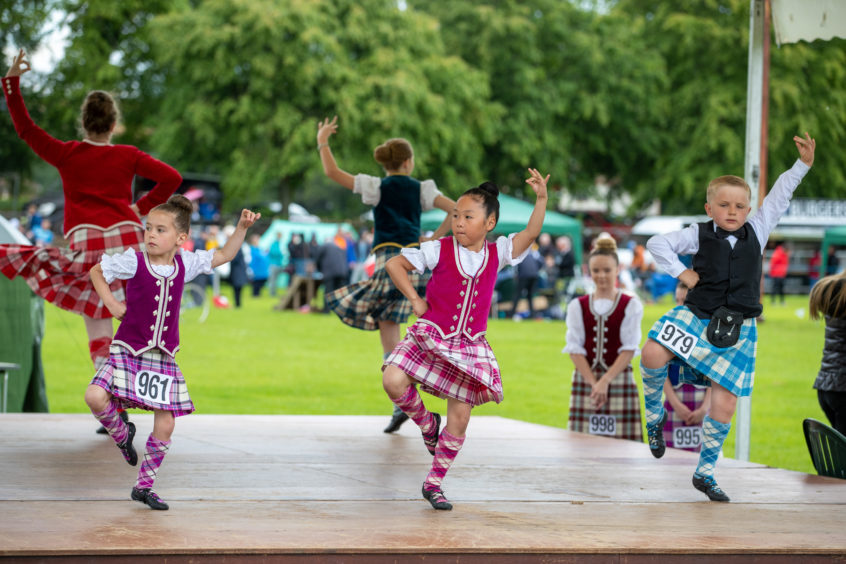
[738,0,766,462]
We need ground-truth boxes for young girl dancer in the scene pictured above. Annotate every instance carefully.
[383,169,549,510]
[662,283,712,453]
[809,270,846,435]
[316,116,456,433]
[85,195,259,510]
[1,50,181,428]
[563,236,644,441]
[641,134,815,501]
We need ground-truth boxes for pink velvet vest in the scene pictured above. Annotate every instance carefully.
[418,236,498,341]
[112,251,184,357]
[579,292,631,370]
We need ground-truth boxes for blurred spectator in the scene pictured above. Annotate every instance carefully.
[554,235,576,297]
[248,233,270,297]
[351,229,374,283]
[229,243,248,308]
[827,245,840,275]
[808,249,821,288]
[24,203,41,238]
[768,243,789,305]
[315,236,351,313]
[511,244,544,319]
[32,218,53,247]
[268,232,285,296]
[288,232,308,281]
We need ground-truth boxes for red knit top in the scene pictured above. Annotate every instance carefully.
[2,76,181,236]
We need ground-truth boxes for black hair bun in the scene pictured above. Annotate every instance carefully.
[477,181,499,197]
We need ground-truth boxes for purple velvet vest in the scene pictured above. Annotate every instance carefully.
[113,251,184,357]
[418,236,498,341]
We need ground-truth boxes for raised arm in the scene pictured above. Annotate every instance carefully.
[3,49,70,167]
[424,194,456,241]
[317,116,355,190]
[133,152,183,217]
[510,168,549,259]
[211,210,261,268]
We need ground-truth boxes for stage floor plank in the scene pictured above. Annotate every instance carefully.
[1,414,844,561]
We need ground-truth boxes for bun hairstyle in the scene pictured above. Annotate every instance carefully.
[809,271,846,320]
[80,90,120,135]
[589,235,619,265]
[374,138,413,171]
[152,194,193,235]
[461,181,500,225]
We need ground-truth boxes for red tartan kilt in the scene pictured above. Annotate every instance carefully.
[567,366,643,441]
[0,223,144,319]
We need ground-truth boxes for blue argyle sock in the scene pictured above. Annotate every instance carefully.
[696,416,731,478]
[640,362,668,427]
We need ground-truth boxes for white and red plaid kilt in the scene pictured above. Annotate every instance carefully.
[568,366,643,441]
[0,223,143,319]
[326,245,428,331]
[90,345,194,416]
[384,322,503,406]
[663,383,708,452]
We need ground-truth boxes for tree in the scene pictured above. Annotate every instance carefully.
[409,0,667,202]
[148,0,500,212]
[611,0,846,210]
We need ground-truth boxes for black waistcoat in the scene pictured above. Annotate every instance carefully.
[684,220,762,319]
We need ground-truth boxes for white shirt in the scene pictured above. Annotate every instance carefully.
[562,293,644,356]
[401,234,529,276]
[647,159,810,277]
[353,174,442,210]
[100,248,215,284]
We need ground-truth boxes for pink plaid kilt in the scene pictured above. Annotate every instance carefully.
[0,222,144,319]
[90,345,194,416]
[326,245,427,331]
[568,366,643,441]
[384,322,503,406]
[663,383,708,452]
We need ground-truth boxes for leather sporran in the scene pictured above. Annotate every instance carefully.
[706,306,743,348]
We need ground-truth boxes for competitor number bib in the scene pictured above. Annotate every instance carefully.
[134,370,173,405]
[657,320,697,360]
[673,425,702,448]
[588,414,616,436]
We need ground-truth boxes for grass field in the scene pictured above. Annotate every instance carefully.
[42,288,827,474]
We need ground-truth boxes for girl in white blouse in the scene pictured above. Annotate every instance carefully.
[563,236,644,441]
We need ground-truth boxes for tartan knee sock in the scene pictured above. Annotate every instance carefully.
[135,434,171,490]
[696,416,730,478]
[641,362,668,427]
[424,429,465,491]
[92,400,128,445]
[88,336,112,371]
[392,384,435,435]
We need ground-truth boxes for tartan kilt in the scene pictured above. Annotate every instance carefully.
[0,223,144,319]
[90,345,194,416]
[384,322,503,406]
[663,382,708,452]
[647,305,757,397]
[325,245,428,331]
[568,366,643,441]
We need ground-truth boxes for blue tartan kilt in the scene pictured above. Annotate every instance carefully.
[647,306,757,397]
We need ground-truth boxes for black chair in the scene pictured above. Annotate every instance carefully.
[803,418,846,479]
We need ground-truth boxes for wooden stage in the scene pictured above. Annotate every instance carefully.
[1,414,844,563]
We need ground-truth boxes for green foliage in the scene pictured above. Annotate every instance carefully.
[147,0,498,208]
[3,1,845,215]
[410,0,666,198]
